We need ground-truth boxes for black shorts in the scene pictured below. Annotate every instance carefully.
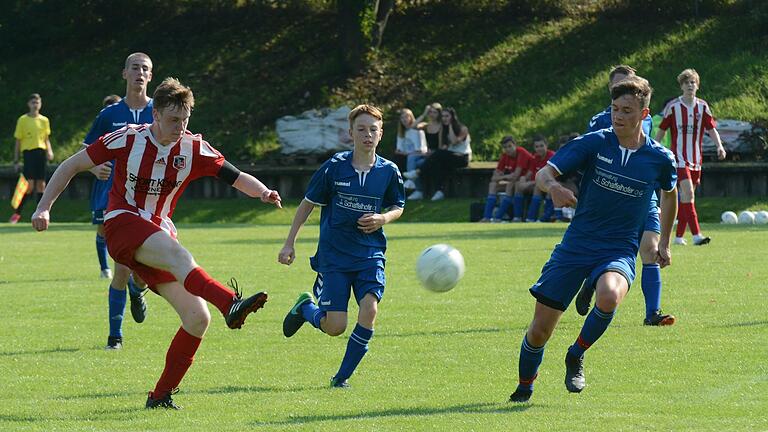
[22,148,47,180]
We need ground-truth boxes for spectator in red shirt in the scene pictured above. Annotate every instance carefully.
[480,135,532,222]
[513,135,554,222]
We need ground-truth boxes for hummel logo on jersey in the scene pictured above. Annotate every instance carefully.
[112,122,127,127]
[320,300,331,306]
[597,153,613,164]
[155,157,167,165]
[335,181,351,187]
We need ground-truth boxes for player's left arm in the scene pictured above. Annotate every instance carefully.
[220,162,281,207]
[657,187,677,268]
[358,166,405,234]
[707,127,726,160]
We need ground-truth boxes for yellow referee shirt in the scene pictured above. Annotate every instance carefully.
[14,114,51,152]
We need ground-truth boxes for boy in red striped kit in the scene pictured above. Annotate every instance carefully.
[31,77,282,409]
[656,68,726,245]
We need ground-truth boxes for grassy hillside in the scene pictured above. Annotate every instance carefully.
[0,1,765,163]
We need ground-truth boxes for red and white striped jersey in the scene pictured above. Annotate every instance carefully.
[86,124,225,235]
[659,97,717,171]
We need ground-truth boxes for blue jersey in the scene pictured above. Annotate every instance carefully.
[84,99,154,211]
[305,151,405,273]
[588,105,658,209]
[548,130,676,255]
[587,105,653,136]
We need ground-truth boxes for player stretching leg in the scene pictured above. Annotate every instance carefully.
[279,105,405,388]
[576,65,675,326]
[509,76,677,402]
[32,78,282,409]
[83,53,157,349]
[656,68,726,246]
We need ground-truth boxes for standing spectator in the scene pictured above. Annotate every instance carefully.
[656,68,726,246]
[10,93,53,224]
[404,107,471,201]
[481,135,532,222]
[512,135,554,222]
[394,108,427,191]
[415,102,443,152]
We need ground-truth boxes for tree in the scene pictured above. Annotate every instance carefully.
[336,0,394,72]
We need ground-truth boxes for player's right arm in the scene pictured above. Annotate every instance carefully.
[278,199,316,266]
[13,139,21,173]
[31,149,98,231]
[535,165,576,208]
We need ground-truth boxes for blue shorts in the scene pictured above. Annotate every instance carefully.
[90,176,113,215]
[530,245,636,312]
[312,264,386,313]
[92,209,105,225]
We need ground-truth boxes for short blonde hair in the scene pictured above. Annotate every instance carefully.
[124,52,153,70]
[348,104,383,128]
[153,77,194,112]
[677,68,700,86]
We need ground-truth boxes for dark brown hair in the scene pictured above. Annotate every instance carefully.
[611,76,652,109]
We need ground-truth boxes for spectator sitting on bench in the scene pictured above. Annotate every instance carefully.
[414,102,443,154]
[480,135,533,222]
[394,108,428,192]
[512,134,554,222]
[404,107,471,201]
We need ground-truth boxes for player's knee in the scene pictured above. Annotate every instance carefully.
[184,309,211,336]
[324,320,347,336]
[527,322,553,346]
[595,287,621,311]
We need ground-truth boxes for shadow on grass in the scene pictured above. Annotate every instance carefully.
[715,320,768,328]
[0,347,80,357]
[377,326,521,339]
[204,384,324,395]
[0,407,140,423]
[251,401,531,426]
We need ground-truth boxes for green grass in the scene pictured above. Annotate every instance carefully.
[0,222,767,431]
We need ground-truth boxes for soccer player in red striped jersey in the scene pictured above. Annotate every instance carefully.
[655,68,726,246]
[31,78,282,409]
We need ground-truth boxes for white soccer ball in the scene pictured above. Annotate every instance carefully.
[738,210,755,224]
[721,211,738,224]
[755,211,768,225]
[416,244,465,292]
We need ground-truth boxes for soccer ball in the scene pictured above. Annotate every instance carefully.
[721,211,738,224]
[416,244,465,292]
[738,210,755,224]
[755,210,768,225]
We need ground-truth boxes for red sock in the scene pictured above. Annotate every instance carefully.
[688,202,701,235]
[676,203,690,238]
[152,327,202,398]
[183,267,235,316]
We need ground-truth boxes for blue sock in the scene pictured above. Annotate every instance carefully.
[540,198,554,221]
[495,196,514,220]
[641,264,662,319]
[127,275,145,298]
[108,286,127,338]
[527,195,543,220]
[96,234,109,271]
[334,324,374,381]
[568,306,615,358]
[483,194,497,219]
[513,195,525,219]
[517,335,545,392]
[301,301,325,330]
[554,207,563,220]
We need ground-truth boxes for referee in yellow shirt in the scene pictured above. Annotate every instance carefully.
[10,93,53,224]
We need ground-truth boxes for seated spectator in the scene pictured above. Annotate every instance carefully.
[480,135,532,222]
[553,132,581,221]
[394,108,428,191]
[415,102,443,153]
[512,134,554,222]
[404,107,471,201]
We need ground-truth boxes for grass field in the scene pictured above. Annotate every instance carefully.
[1,222,767,431]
